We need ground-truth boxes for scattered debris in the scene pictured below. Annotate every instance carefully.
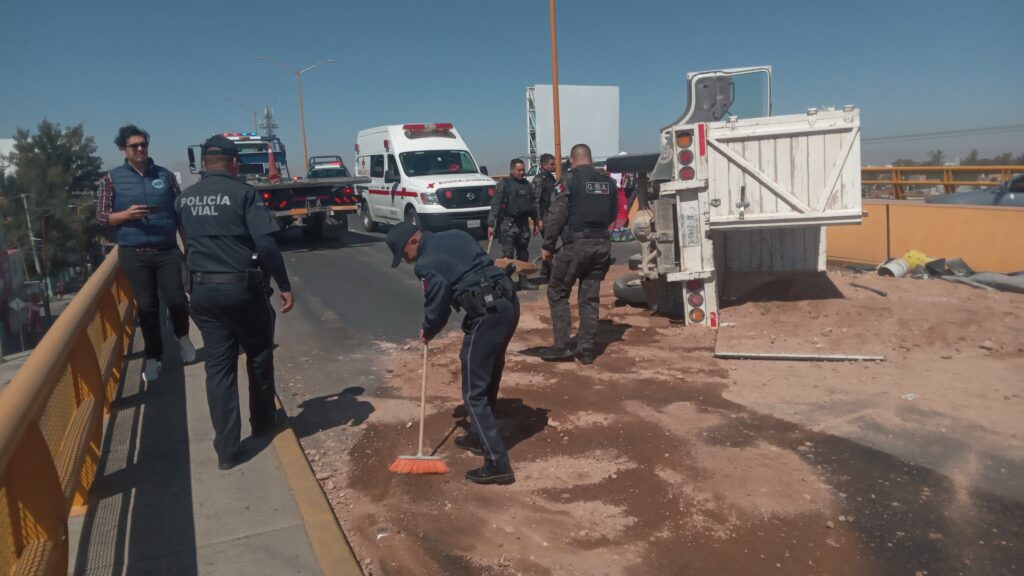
[715,351,885,362]
[901,393,917,401]
[849,282,888,297]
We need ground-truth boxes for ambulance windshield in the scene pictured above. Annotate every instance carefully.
[399,150,479,176]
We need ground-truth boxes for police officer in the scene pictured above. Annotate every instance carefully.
[488,158,537,289]
[540,144,618,365]
[175,136,294,470]
[388,221,519,485]
[531,153,558,281]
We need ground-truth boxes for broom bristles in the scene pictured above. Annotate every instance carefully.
[389,456,449,475]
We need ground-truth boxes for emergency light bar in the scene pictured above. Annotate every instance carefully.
[402,123,454,132]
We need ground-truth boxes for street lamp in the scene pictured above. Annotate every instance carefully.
[225,97,259,132]
[255,56,336,171]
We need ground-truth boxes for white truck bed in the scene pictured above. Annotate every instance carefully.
[704,107,862,229]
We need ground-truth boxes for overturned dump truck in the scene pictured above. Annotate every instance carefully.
[614,66,862,326]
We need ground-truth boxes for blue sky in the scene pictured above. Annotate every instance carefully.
[2,0,1022,179]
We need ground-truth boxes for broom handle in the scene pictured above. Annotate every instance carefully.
[486,237,493,256]
[417,342,428,456]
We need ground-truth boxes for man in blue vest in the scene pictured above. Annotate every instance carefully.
[97,124,195,383]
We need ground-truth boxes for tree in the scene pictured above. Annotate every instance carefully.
[0,120,103,282]
[925,149,945,166]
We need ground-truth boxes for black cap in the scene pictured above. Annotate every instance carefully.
[202,135,240,157]
[387,221,419,268]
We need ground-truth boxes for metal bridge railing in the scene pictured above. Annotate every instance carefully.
[0,248,135,576]
[862,165,1024,200]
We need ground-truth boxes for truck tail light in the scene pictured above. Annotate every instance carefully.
[679,166,696,180]
[698,123,707,157]
[689,308,706,323]
[676,129,696,180]
[678,150,694,165]
[686,279,707,324]
[261,191,271,201]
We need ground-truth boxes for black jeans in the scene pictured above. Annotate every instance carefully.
[190,283,278,463]
[119,247,190,360]
[459,296,520,470]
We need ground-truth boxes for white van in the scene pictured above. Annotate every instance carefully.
[353,123,495,232]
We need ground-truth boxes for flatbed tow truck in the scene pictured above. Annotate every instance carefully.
[188,133,368,238]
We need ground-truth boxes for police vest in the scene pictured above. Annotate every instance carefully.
[109,161,178,247]
[566,165,617,231]
[501,178,534,218]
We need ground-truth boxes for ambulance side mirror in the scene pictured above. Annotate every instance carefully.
[479,166,489,176]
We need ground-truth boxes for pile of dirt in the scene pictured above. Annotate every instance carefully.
[309,266,1024,575]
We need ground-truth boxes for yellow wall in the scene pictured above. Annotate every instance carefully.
[827,200,1024,273]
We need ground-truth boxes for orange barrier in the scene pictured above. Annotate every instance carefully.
[828,200,1024,273]
[862,165,1023,199]
[0,248,135,575]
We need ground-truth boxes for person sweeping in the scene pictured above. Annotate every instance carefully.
[387,222,519,485]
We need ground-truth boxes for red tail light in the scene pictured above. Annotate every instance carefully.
[445,190,453,199]
[698,123,707,157]
[277,200,287,209]
[678,150,694,165]
[487,187,495,197]
[343,186,353,195]
[679,166,696,180]
[686,280,703,291]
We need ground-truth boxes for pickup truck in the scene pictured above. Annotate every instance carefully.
[187,134,368,238]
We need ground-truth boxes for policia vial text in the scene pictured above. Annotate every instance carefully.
[181,194,232,216]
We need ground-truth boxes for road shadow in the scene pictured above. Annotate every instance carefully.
[720,271,845,308]
[290,386,376,439]
[450,397,550,452]
[73,325,199,575]
[516,319,629,360]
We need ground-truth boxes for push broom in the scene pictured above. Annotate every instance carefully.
[389,342,449,475]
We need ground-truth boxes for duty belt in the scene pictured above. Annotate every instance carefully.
[191,271,247,285]
[454,276,515,319]
[122,244,176,252]
[569,229,611,240]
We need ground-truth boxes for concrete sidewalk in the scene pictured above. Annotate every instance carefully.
[67,320,359,575]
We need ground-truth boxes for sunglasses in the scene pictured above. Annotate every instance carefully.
[127,142,149,150]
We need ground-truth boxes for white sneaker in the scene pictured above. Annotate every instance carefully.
[178,335,197,363]
[143,358,161,383]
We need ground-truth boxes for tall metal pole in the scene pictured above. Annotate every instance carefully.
[297,71,308,171]
[550,0,563,179]
[20,195,43,277]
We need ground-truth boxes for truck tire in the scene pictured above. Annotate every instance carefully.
[404,206,420,228]
[303,214,325,239]
[613,272,647,306]
[360,202,378,233]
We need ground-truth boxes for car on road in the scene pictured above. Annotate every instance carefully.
[925,174,1024,207]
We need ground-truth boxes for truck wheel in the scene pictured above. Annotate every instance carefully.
[404,206,420,229]
[303,214,325,239]
[360,202,378,233]
[613,272,647,306]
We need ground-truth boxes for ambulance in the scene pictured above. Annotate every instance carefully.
[353,123,495,232]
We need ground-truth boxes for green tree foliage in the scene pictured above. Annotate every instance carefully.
[0,120,103,279]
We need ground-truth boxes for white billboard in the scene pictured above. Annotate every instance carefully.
[532,85,619,163]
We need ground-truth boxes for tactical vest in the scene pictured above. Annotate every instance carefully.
[566,165,617,231]
[502,178,534,218]
[109,161,177,247]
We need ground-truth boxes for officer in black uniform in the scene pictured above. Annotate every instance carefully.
[531,153,558,281]
[488,158,537,288]
[540,144,618,365]
[388,221,519,485]
[175,136,294,470]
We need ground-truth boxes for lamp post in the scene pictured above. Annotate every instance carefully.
[225,97,259,132]
[255,56,336,172]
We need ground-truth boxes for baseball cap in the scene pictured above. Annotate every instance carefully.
[202,135,240,157]
[387,221,420,267]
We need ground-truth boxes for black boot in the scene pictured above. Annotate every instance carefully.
[454,434,484,456]
[465,462,515,485]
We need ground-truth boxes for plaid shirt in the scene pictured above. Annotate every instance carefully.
[96,160,182,226]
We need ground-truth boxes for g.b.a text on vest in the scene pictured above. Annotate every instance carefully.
[182,194,232,216]
[586,181,610,195]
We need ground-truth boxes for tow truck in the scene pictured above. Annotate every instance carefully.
[187,133,368,239]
